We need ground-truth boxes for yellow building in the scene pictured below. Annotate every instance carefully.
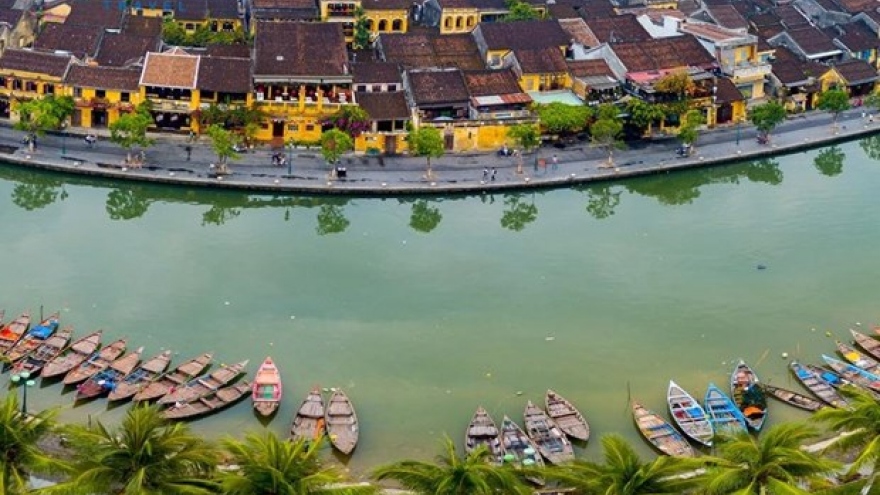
[64,65,143,128]
[473,20,570,92]
[361,0,409,37]
[130,0,243,34]
[818,59,879,97]
[139,47,201,132]
[0,49,72,120]
[509,47,571,92]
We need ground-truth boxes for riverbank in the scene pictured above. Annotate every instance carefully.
[0,108,875,195]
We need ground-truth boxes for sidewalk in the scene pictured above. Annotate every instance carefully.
[0,108,874,195]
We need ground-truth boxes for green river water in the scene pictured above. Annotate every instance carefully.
[2,138,880,475]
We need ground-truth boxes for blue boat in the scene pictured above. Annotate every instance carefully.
[704,383,748,436]
[790,361,847,408]
[5,312,59,363]
[667,380,713,446]
[821,354,880,393]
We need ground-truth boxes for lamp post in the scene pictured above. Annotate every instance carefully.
[10,370,36,416]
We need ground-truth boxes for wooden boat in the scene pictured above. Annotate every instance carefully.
[0,312,31,355]
[41,331,102,379]
[822,354,880,393]
[523,401,574,464]
[499,415,545,471]
[62,338,126,386]
[544,389,590,442]
[761,384,824,412]
[108,350,173,402]
[5,312,59,363]
[805,364,853,390]
[730,360,767,431]
[76,347,143,400]
[852,329,880,361]
[464,407,503,464]
[704,383,748,436]
[12,326,73,376]
[163,380,251,420]
[290,389,326,443]
[252,356,282,417]
[632,401,693,457]
[790,361,848,408]
[837,340,880,375]
[133,352,213,403]
[325,390,359,455]
[158,360,248,406]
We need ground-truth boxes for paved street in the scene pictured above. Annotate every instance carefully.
[0,107,874,194]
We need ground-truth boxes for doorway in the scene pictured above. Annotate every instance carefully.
[272,120,284,138]
[92,109,108,128]
[385,135,397,155]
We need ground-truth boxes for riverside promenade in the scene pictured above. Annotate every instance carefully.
[0,107,876,195]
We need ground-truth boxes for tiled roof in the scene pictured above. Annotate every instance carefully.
[208,0,240,18]
[770,46,826,84]
[833,58,879,83]
[0,49,71,78]
[254,21,348,77]
[567,59,615,78]
[65,64,140,90]
[612,35,715,72]
[546,2,582,19]
[65,0,125,28]
[359,0,413,10]
[750,12,782,28]
[558,18,600,47]
[514,47,568,74]
[438,0,505,8]
[706,5,748,30]
[680,22,754,43]
[140,49,200,88]
[355,91,410,120]
[379,32,484,70]
[33,23,102,59]
[123,15,163,36]
[406,69,469,105]
[205,43,251,58]
[0,7,22,26]
[832,22,878,51]
[477,20,570,50]
[96,32,160,67]
[352,61,402,84]
[776,4,809,28]
[784,26,839,55]
[197,56,251,92]
[463,68,522,96]
[174,0,209,20]
[833,0,877,13]
[585,14,651,44]
[714,76,744,103]
[252,0,318,19]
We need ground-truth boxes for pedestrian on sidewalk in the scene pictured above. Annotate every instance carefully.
[185,145,192,161]
[552,154,558,170]
[482,167,489,181]
[491,168,497,181]
[84,134,97,147]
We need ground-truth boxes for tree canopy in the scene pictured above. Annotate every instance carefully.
[14,95,75,136]
[408,126,445,178]
[504,0,539,21]
[817,89,851,122]
[534,102,592,136]
[207,124,241,168]
[320,128,354,165]
[352,7,371,49]
[590,104,625,165]
[749,101,787,136]
[109,106,154,163]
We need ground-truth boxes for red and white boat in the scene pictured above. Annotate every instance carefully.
[252,356,282,417]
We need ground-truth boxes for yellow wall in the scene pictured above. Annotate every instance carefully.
[518,72,571,92]
[440,8,479,34]
[363,9,408,34]
[355,132,408,153]
[67,86,145,127]
[0,69,65,122]
[819,69,845,92]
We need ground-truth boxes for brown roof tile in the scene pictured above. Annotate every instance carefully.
[438,0,505,8]
[379,32,484,70]
[832,22,878,52]
[65,64,141,90]
[546,2,582,19]
[714,76,744,103]
[558,18,599,47]
[406,69,469,105]
[706,5,748,30]
[254,21,348,77]
[65,0,125,28]
[514,47,568,74]
[96,32,160,66]
[463,68,522,96]
[834,58,879,83]
[584,14,651,44]
[252,0,318,19]
[478,20,570,51]
[355,91,410,120]
[613,35,715,73]
[776,5,809,28]
[174,0,209,20]
[831,0,872,13]
[33,23,102,59]
[360,0,415,10]
[0,49,71,78]
[140,49,200,88]
[208,0,240,18]
[783,26,839,56]
[352,61,402,84]
[567,58,614,78]
[123,15,163,36]
[205,43,251,58]
[0,7,23,26]
[197,55,251,92]
[771,45,825,84]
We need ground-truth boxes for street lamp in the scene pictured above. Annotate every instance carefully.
[10,370,36,416]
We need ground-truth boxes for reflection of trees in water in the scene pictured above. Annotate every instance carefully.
[813,146,845,177]
[860,136,880,160]
[202,205,242,226]
[106,188,151,220]
[584,184,622,220]
[409,199,442,233]
[500,194,538,232]
[743,158,783,185]
[316,204,349,235]
[11,181,67,211]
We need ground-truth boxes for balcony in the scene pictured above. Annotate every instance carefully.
[150,99,193,112]
[91,97,109,109]
[731,61,772,81]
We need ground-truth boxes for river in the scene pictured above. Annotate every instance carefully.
[2,137,880,475]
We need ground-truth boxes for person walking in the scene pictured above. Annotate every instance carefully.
[491,168,497,181]
[552,154,558,170]
[482,167,489,181]
[185,145,192,161]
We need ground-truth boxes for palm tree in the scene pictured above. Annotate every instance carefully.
[48,404,218,494]
[372,436,530,495]
[540,434,702,494]
[814,385,880,474]
[218,432,373,495]
[702,422,841,494]
[0,393,68,493]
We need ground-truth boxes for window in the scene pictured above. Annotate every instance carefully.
[371,84,382,92]
[737,84,753,99]
[95,89,106,98]
[392,19,402,31]
[455,16,463,28]
[0,77,6,87]
[185,23,195,30]
[355,84,367,92]
[444,17,451,29]
[378,19,388,31]
[222,22,234,31]
[305,124,315,131]
[11,79,20,90]
[466,16,474,27]
[387,84,397,91]
[120,92,130,102]
[43,83,54,94]
[24,81,36,92]
[287,124,298,131]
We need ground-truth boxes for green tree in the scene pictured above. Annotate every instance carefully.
[654,72,694,120]
[51,404,218,495]
[540,434,702,494]
[409,199,442,233]
[507,123,540,175]
[372,436,529,495]
[109,110,153,164]
[814,386,880,476]
[813,145,845,177]
[504,0,538,21]
[500,194,538,232]
[864,91,880,112]
[590,103,625,167]
[105,188,151,221]
[0,393,69,494]
[324,106,371,137]
[14,95,75,152]
[408,126,444,180]
[316,203,350,235]
[352,7,371,49]
[702,422,841,495]
[625,99,667,135]
[534,102,592,136]
[748,101,787,142]
[677,109,705,153]
[207,123,240,174]
[162,18,187,45]
[817,89,851,129]
[217,433,372,495]
[320,128,354,170]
